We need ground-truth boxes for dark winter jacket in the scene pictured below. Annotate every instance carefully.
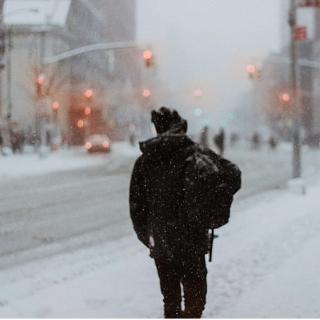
[129,134,241,259]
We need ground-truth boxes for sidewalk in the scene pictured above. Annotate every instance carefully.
[0,142,139,180]
[0,174,319,317]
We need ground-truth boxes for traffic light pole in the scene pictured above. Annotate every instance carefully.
[289,0,302,179]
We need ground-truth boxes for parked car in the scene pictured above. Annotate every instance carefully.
[85,134,111,153]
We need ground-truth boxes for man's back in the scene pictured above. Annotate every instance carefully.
[130,133,195,258]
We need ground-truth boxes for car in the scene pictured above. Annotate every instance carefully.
[85,134,111,153]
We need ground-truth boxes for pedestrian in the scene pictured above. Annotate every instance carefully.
[128,123,136,146]
[9,130,19,153]
[251,132,260,150]
[230,132,239,147]
[0,131,4,155]
[268,136,278,150]
[213,128,225,156]
[129,107,241,318]
[199,126,209,148]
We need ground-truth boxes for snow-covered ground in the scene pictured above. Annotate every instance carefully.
[0,142,139,180]
[0,172,319,317]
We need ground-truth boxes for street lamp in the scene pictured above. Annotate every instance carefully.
[77,119,85,129]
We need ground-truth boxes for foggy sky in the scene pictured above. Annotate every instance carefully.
[137,0,283,119]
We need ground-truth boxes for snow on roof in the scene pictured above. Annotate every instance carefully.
[3,0,71,27]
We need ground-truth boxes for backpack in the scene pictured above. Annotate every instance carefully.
[183,146,241,229]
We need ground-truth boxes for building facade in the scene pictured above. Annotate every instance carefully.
[254,1,320,143]
[0,0,148,146]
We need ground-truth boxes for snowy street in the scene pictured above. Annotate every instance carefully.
[0,143,320,317]
[2,0,320,317]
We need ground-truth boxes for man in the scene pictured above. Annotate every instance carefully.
[213,128,225,156]
[129,107,241,318]
[0,130,4,155]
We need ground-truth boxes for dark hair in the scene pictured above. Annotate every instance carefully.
[151,106,188,134]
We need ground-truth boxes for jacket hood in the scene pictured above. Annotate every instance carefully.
[139,134,194,159]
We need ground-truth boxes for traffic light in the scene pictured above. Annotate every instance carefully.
[246,64,257,79]
[280,92,291,105]
[36,74,45,97]
[143,50,154,68]
[84,88,93,100]
[52,101,60,112]
[246,64,263,80]
[84,106,92,116]
[142,89,151,98]
[298,0,320,7]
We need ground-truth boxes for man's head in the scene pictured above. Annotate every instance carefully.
[151,107,188,135]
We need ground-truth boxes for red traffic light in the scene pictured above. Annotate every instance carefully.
[84,88,93,99]
[52,101,60,112]
[280,92,291,104]
[143,50,153,60]
[246,64,256,75]
[143,50,154,68]
[84,106,92,116]
[36,74,45,96]
[36,74,45,85]
[142,89,151,98]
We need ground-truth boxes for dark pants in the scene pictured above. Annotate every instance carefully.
[154,254,207,318]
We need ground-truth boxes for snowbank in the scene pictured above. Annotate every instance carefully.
[0,142,139,180]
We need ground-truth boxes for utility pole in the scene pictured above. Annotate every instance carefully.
[289,0,302,179]
[38,28,49,157]
[0,0,5,120]
[6,28,12,121]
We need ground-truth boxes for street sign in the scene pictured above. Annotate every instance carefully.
[298,0,320,7]
[294,26,307,41]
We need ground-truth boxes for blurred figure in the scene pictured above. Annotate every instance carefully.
[213,128,225,156]
[199,126,209,148]
[0,131,4,155]
[268,136,278,150]
[251,132,261,150]
[63,132,71,149]
[128,123,136,146]
[10,130,19,154]
[304,133,320,148]
[230,132,239,147]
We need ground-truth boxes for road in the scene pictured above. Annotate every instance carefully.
[0,143,320,271]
